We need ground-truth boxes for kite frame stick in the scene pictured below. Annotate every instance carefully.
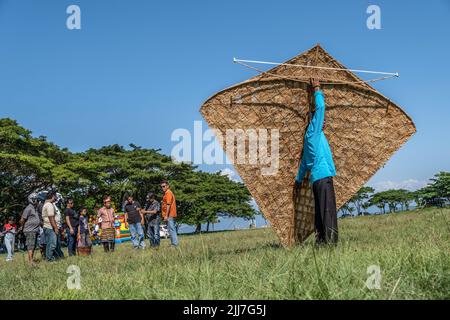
[233,58,399,77]
[233,59,397,87]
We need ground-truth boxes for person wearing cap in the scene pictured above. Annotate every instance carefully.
[20,193,41,265]
[295,78,338,245]
[141,192,161,248]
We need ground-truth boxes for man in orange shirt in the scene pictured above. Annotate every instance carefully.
[161,180,178,247]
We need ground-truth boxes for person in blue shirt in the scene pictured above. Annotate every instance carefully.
[295,78,338,244]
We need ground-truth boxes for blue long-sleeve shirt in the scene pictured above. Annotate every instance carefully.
[295,90,336,184]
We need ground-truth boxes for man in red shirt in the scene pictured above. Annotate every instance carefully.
[161,180,178,247]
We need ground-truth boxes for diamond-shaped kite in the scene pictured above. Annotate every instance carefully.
[200,45,416,246]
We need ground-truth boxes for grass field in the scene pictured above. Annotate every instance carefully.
[0,207,449,300]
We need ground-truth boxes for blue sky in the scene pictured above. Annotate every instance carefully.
[1,0,449,193]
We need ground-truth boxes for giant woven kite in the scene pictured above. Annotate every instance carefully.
[200,44,416,246]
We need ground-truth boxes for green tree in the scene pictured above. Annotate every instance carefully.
[370,189,416,214]
[414,172,449,208]
[369,192,387,214]
[350,186,374,216]
[0,118,257,228]
[347,206,355,216]
[396,189,413,211]
[0,118,71,221]
[431,172,450,201]
[385,190,401,213]
[339,202,354,217]
[174,171,254,232]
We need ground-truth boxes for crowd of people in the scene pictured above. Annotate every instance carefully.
[1,180,179,264]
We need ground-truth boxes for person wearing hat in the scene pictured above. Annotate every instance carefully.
[20,193,41,265]
[295,78,338,245]
[141,192,161,248]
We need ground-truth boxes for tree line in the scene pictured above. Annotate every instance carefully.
[0,118,256,231]
[339,172,449,217]
[2,118,448,226]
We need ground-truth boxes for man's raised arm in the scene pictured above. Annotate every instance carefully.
[308,79,326,135]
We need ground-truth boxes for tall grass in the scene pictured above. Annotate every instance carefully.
[0,208,448,299]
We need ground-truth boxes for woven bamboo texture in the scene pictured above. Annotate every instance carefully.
[200,45,416,247]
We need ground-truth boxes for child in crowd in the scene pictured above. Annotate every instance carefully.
[2,217,17,261]
[77,207,92,248]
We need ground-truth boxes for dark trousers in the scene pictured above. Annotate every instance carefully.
[103,242,115,252]
[55,232,65,259]
[43,228,57,261]
[146,216,160,247]
[313,176,338,244]
[66,228,78,256]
